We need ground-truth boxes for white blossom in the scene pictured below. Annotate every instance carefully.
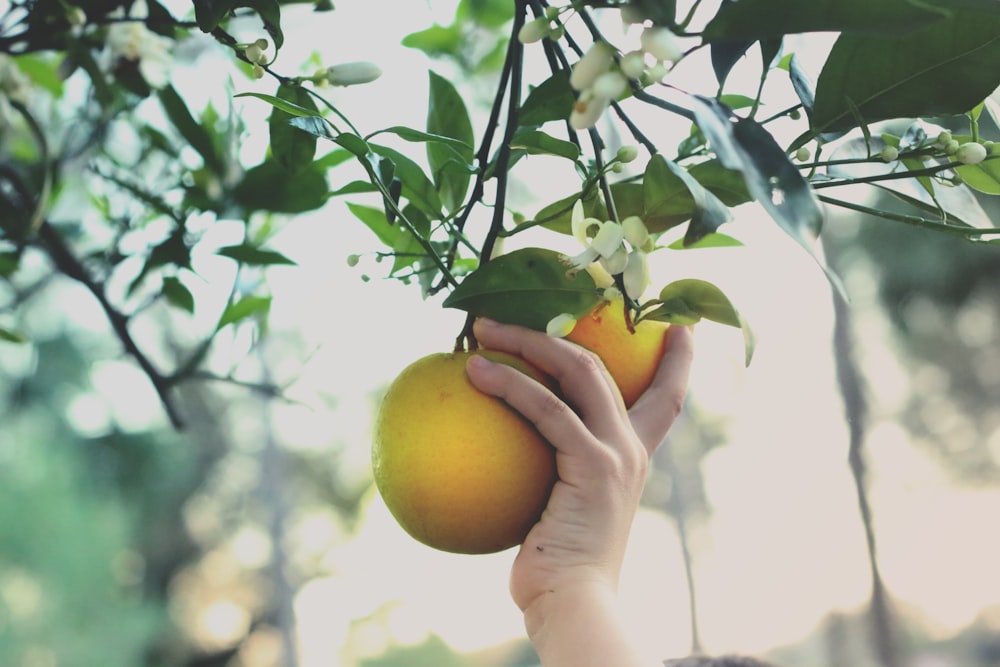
[518,17,551,44]
[622,249,650,299]
[621,215,649,247]
[569,91,610,130]
[570,42,614,91]
[640,26,684,64]
[106,2,173,88]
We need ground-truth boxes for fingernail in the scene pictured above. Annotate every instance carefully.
[475,317,499,329]
[467,354,495,370]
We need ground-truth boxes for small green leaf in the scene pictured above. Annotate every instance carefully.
[509,128,581,160]
[645,278,755,365]
[442,248,602,332]
[217,295,272,331]
[269,84,319,172]
[347,202,396,247]
[368,126,473,151]
[236,91,322,118]
[370,144,443,218]
[216,244,297,266]
[402,23,462,57]
[667,233,744,249]
[161,276,195,313]
[519,71,576,127]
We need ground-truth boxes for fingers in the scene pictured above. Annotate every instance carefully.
[471,318,628,430]
[466,353,595,455]
[628,325,694,455]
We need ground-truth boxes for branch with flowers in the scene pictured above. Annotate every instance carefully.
[1,0,999,426]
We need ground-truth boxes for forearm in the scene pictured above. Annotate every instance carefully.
[523,582,661,667]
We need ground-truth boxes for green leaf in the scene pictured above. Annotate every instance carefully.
[956,143,1000,195]
[14,54,64,96]
[335,133,371,157]
[519,70,576,127]
[812,10,1000,134]
[645,279,755,365]
[347,202,396,247]
[370,144,443,218]
[402,24,462,57]
[442,248,602,331]
[216,244,297,266]
[233,160,328,213]
[269,84,319,172]
[509,129,581,161]
[0,252,19,277]
[158,85,222,173]
[667,233,744,249]
[161,276,195,313]
[691,96,822,250]
[242,0,284,49]
[0,326,26,344]
[235,91,322,118]
[645,154,732,246]
[368,126,473,152]
[193,0,235,32]
[703,0,948,42]
[289,116,337,142]
[217,295,271,331]
[427,71,475,212]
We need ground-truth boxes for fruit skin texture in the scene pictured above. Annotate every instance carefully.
[565,298,670,407]
[373,350,557,555]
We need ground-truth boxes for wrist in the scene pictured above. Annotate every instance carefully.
[522,581,659,667]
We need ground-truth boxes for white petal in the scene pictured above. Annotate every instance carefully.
[591,221,624,258]
[569,42,613,91]
[622,215,649,247]
[600,247,629,275]
[546,313,577,338]
[569,95,610,130]
[622,250,650,299]
[641,26,684,63]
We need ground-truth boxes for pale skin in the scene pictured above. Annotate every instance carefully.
[465,317,695,667]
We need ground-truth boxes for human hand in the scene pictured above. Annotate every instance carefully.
[465,317,694,612]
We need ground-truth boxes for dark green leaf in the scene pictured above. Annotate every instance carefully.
[193,0,235,32]
[442,247,602,331]
[647,155,733,246]
[691,96,822,250]
[703,0,948,42]
[427,71,475,212]
[233,160,327,213]
[509,129,581,161]
[812,10,1000,134]
[370,144,443,218]
[217,244,297,266]
[329,180,378,197]
[269,84,319,172]
[161,276,195,313]
[242,0,284,49]
[519,70,576,127]
[127,229,192,296]
[288,116,336,142]
[645,278,755,365]
[335,133,371,157]
[217,295,272,331]
[710,38,755,87]
[0,252,19,277]
[158,85,222,172]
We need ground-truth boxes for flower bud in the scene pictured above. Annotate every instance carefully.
[518,17,550,44]
[244,43,263,63]
[570,42,613,91]
[879,146,899,162]
[255,38,269,50]
[955,141,988,165]
[251,64,265,79]
[620,4,646,24]
[326,61,382,86]
[640,26,683,64]
[346,254,360,267]
[945,139,960,155]
[546,313,577,338]
[66,6,87,25]
[545,6,560,20]
[617,145,639,163]
[936,130,952,146]
[620,50,646,79]
[795,146,811,162]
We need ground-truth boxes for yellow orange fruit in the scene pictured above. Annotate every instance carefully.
[373,350,557,554]
[566,297,670,407]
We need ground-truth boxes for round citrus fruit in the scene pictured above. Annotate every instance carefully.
[373,350,557,554]
[566,297,670,407]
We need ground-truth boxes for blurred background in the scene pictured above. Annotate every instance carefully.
[1,1,999,666]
